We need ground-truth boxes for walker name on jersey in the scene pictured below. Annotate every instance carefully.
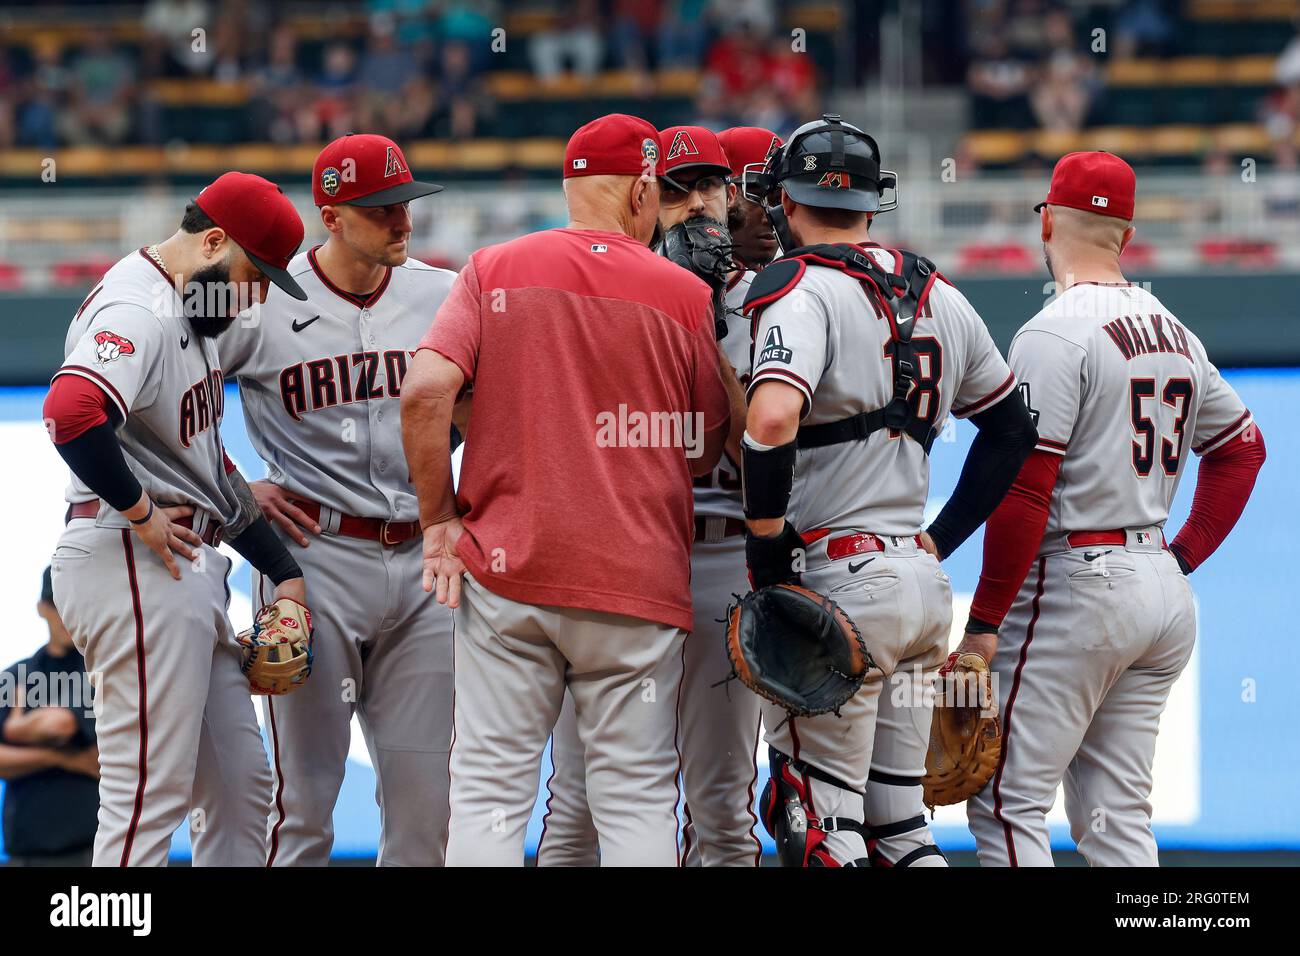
[279,349,416,421]
[1102,313,1194,364]
[179,368,225,447]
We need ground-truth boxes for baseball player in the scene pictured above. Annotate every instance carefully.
[403,113,735,866]
[538,125,783,867]
[43,172,313,866]
[739,115,1038,866]
[217,134,458,866]
[959,152,1266,866]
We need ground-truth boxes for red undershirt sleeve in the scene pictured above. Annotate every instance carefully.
[43,374,115,443]
[1168,427,1266,574]
[968,449,1062,628]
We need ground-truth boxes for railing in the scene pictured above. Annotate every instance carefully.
[1,169,1297,287]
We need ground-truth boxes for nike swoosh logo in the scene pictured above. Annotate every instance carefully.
[847,558,875,573]
[292,314,321,332]
[179,333,189,349]
[1084,551,1105,561]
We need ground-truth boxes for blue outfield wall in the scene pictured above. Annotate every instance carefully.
[0,368,1295,860]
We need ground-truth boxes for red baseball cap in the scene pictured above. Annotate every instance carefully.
[195,172,308,301]
[312,133,443,207]
[564,114,664,179]
[1035,151,1136,221]
[659,126,732,184]
[717,126,784,179]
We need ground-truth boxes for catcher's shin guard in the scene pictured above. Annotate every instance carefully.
[760,747,869,867]
[865,768,947,867]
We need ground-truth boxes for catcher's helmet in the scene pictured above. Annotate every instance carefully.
[743,114,898,214]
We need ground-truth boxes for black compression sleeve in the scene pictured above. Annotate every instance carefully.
[227,516,303,585]
[926,391,1037,560]
[52,421,144,512]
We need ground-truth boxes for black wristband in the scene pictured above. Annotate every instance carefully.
[964,615,1001,635]
[227,516,302,585]
[52,420,145,512]
[129,502,155,525]
[1170,545,1193,575]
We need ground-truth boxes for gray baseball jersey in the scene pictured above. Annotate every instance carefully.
[219,247,458,866]
[747,245,1016,534]
[55,249,241,525]
[51,247,272,866]
[1009,281,1252,534]
[218,248,457,520]
[692,271,755,520]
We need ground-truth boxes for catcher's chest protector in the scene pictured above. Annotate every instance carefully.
[742,243,944,453]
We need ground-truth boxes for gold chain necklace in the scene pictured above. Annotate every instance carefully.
[146,244,168,274]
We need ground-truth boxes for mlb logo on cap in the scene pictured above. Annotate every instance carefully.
[573,158,588,170]
[1035,151,1136,221]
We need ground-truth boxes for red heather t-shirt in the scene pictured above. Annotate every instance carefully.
[420,227,730,631]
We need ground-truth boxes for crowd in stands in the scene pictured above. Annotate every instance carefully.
[0,0,818,149]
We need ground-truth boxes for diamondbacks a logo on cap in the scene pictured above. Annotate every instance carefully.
[384,146,407,178]
[759,326,792,365]
[817,171,849,189]
[666,130,699,162]
[320,166,341,197]
[1092,195,1109,208]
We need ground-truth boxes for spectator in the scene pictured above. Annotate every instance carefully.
[529,0,605,83]
[1029,8,1098,133]
[967,33,1034,129]
[58,33,134,146]
[763,32,816,120]
[0,568,99,867]
[355,16,421,135]
[15,41,66,149]
[434,1,497,74]
[253,23,309,143]
[430,39,487,139]
[611,0,663,76]
[0,49,17,149]
[308,42,359,143]
[143,0,213,76]
[658,0,711,68]
[1113,0,1177,59]
[703,23,768,103]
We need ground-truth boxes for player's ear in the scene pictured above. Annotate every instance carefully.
[781,191,797,217]
[1040,206,1053,243]
[320,205,342,234]
[202,227,227,259]
[1119,223,1136,254]
[726,181,738,207]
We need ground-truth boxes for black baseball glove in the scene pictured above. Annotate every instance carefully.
[662,215,735,339]
[725,584,874,717]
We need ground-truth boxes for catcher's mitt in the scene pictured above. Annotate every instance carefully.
[922,652,1001,811]
[662,215,734,339]
[236,597,314,696]
[725,584,873,717]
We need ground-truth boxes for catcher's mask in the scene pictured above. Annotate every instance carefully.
[742,113,898,251]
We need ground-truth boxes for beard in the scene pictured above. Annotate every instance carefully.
[184,259,242,338]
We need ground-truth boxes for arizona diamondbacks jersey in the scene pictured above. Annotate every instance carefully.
[54,249,242,526]
[1010,281,1252,535]
[692,271,755,520]
[747,244,1015,534]
[218,247,457,521]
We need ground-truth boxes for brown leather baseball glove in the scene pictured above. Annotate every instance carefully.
[922,651,1001,811]
[236,597,314,696]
